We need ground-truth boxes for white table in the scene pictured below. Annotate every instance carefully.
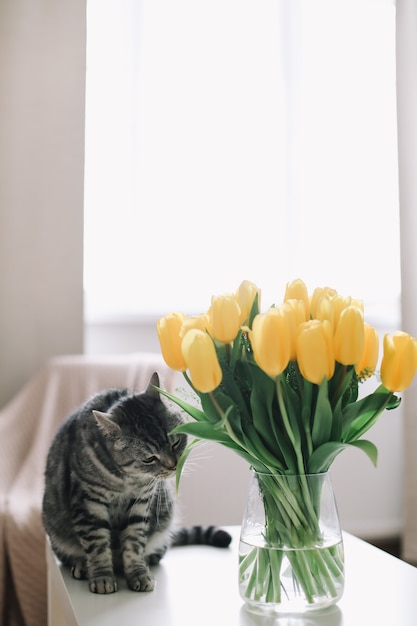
[47,527,417,626]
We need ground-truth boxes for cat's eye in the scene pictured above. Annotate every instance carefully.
[171,439,181,450]
[143,455,157,465]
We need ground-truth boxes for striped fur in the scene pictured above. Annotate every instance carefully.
[171,525,232,548]
[42,373,231,594]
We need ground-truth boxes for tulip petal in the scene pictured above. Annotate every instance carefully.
[333,306,365,366]
[157,312,187,370]
[381,331,417,392]
[249,308,291,378]
[181,329,222,393]
[210,293,242,343]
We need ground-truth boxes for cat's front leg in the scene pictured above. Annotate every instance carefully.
[85,534,118,594]
[75,508,118,594]
[86,548,118,594]
[121,531,155,592]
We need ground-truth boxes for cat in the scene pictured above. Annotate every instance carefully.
[42,372,231,594]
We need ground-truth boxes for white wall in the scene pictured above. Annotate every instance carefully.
[0,0,86,407]
[85,315,404,540]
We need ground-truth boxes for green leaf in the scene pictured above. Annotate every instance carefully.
[198,391,225,423]
[220,363,252,421]
[350,439,378,466]
[170,420,233,444]
[308,442,347,473]
[307,438,378,473]
[212,403,235,430]
[280,373,302,418]
[328,363,357,409]
[230,329,245,369]
[342,387,399,443]
[172,419,271,473]
[300,379,313,427]
[386,393,401,410]
[205,388,246,441]
[239,419,286,472]
[330,399,343,441]
[278,376,302,439]
[342,391,383,421]
[250,386,276,444]
[311,379,333,449]
[248,365,277,432]
[155,387,207,422]
[247,370,296,471]
[274,376,305,473]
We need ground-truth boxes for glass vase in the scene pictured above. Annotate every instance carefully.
[239,471,344,615]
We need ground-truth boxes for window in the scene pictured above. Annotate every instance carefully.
[84,0,399,322]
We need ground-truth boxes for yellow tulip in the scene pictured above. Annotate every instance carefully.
[310,286,338,319]
[332,295,364,330]
[355,323,379,380]
[333,306,365,366]
[209,293,241,343]
[180,314,212,338]
[284,278,310,316]
[380,331,417,392]
[157,312,187,371]
[285,298,308,325]
[181,329,222,393]
[296,319,335,384]
[236,280,261,324]
[313,293,335,328]
[282,299,308,361]
[249,307,291,377]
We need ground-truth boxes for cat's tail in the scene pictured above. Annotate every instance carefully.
[171,525,232,548]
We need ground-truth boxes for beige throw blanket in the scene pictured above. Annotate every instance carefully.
[0,353,177,626]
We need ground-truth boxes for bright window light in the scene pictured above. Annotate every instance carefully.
[84,0,399,321]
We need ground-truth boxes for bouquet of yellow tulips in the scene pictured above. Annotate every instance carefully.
[156,279,417,611]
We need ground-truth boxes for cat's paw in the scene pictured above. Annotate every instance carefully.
[71,561,87,580]
[127,572,155,592]
[89,576,118,594]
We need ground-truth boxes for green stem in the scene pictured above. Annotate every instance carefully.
[260,473,312,535]
[239,544,257,574]
[301,380,314,457]
[240,542,343,606]
[276,377,305,475]
[208,390,226,421]
[266,548,283,603]
[276,379,320,532]
[245,550,260,600]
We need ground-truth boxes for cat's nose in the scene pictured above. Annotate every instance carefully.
[162,455,177,471]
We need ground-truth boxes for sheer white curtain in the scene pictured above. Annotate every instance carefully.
[396,0,417,563]
[84,0,399,322]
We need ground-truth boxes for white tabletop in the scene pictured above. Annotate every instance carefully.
[47,527,417,626]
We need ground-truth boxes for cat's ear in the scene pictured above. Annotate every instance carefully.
[146,372,161,400]
[93,410,122,437]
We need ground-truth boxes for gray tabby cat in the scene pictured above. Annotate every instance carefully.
[42,372,231,594]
